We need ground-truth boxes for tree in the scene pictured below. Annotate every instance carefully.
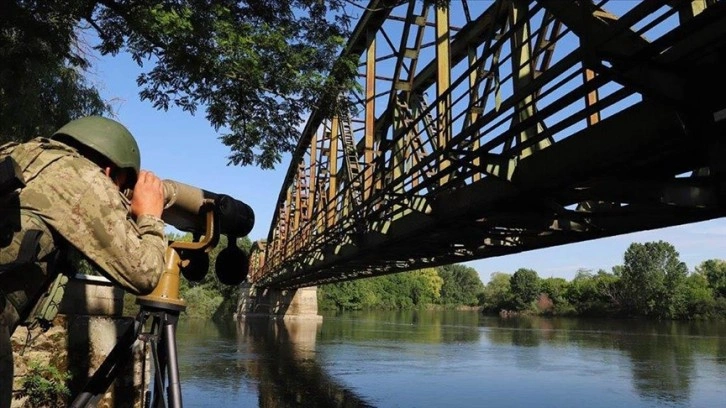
[509,268,540,310]
[540,277,568,305]
[684,272,715,318]
[1,2,111,141]
[695,259,726,298]
[539,277,574,314]
[565,269,620,316]
[480,272,512,313]
[317,268,443,311]
[409,268,444,305]
[2,0,357,168]
[437,264,485,306]
[318,279,376,311]
[620,241,688,319]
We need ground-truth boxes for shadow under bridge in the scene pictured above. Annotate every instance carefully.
[249,0,726,289]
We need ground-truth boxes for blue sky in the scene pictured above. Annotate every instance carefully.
[83,3,726,284]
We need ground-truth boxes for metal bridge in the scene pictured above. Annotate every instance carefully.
[248,0,726,289]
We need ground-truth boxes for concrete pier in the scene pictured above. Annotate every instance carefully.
[11,275,147,408]
[236,282,322,322]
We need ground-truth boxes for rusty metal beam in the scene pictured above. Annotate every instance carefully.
[253,0,726,288]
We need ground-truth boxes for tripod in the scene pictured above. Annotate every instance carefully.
[70,247,188,408]
[69,207,230,407]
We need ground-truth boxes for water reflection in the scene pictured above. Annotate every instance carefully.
[319,309,482,344]
[176,317,374,408]
[238,318,375,408]
[483,317,726,405]
[176,313,726,408]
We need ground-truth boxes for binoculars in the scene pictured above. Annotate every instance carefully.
[157,179,255,286]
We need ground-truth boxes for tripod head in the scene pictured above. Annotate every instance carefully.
[137,180,255,310]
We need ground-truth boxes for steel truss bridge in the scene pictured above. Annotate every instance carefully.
[248,0,726,289]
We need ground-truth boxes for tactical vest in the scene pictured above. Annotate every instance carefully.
[0,145,66,333]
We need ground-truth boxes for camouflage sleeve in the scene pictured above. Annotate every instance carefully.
[67,187,167,296]
[136,215,166,241]
[17,147,168,296]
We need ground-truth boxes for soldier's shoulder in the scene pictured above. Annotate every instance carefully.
[25,139,105,190]
[2,137,79,158]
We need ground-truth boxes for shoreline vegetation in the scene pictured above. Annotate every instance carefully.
[318,240,726,321]
[124,239,726,321]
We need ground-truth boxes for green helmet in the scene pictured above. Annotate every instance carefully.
[51,116,141,179]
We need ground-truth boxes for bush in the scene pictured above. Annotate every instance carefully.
[182,286,223,319]
[122,292,141,317]
[14,360,71,407]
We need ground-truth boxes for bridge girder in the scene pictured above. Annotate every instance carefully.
[250,0,726,289]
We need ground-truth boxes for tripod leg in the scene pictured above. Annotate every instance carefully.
[148,316,167,408]
[162,313,183,407]
[148,311,183,408]
[70,314,146,408]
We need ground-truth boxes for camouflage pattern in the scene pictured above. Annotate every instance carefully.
[0,138,166,299]
[0,211,56,329]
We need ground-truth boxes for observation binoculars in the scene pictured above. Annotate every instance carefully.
[130,179,255,286]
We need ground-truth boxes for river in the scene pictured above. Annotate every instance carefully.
[174,311,726,408]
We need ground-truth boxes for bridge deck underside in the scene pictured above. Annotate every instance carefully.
[253,0,726,289]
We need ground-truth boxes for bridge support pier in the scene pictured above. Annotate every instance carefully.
[236,283,322,322]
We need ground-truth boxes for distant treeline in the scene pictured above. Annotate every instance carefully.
[318,264,484,310]
[318,240,726,320]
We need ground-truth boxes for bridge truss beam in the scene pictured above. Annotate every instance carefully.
[250,0,726,289]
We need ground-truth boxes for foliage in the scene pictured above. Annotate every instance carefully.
[540,277,575,315]
[437,264,484,306]
[565,269,619,316]
[620,241,688,319]
[181,285,224,318]
[407,268,444,305]
[684,272,715,318]
[0,1,112,143]
[510,268,541,310]
[2,0,358,168]
[319,279,377,311]
[14,360,71,407]
[480,272,513,313]
[317,241,726,320]
[540,277,569,305]
[695,259,726,298]
[318,267,449,311]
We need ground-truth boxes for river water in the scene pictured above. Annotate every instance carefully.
[174,311,726,408]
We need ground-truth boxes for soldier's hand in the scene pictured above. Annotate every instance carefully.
[131,170,164,218]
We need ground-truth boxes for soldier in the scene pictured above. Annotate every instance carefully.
[0,116,167,408]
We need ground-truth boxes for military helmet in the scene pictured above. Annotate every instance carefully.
[51,116,141,179]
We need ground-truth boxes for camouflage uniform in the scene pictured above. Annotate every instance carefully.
[1,136,167,407]
[0,137,167,330]
[0,211,57,407]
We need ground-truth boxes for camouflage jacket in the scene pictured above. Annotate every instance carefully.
[0,211,57,330]
[0,138,166,295]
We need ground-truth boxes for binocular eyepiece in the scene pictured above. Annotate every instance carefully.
[156,179,255,285]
